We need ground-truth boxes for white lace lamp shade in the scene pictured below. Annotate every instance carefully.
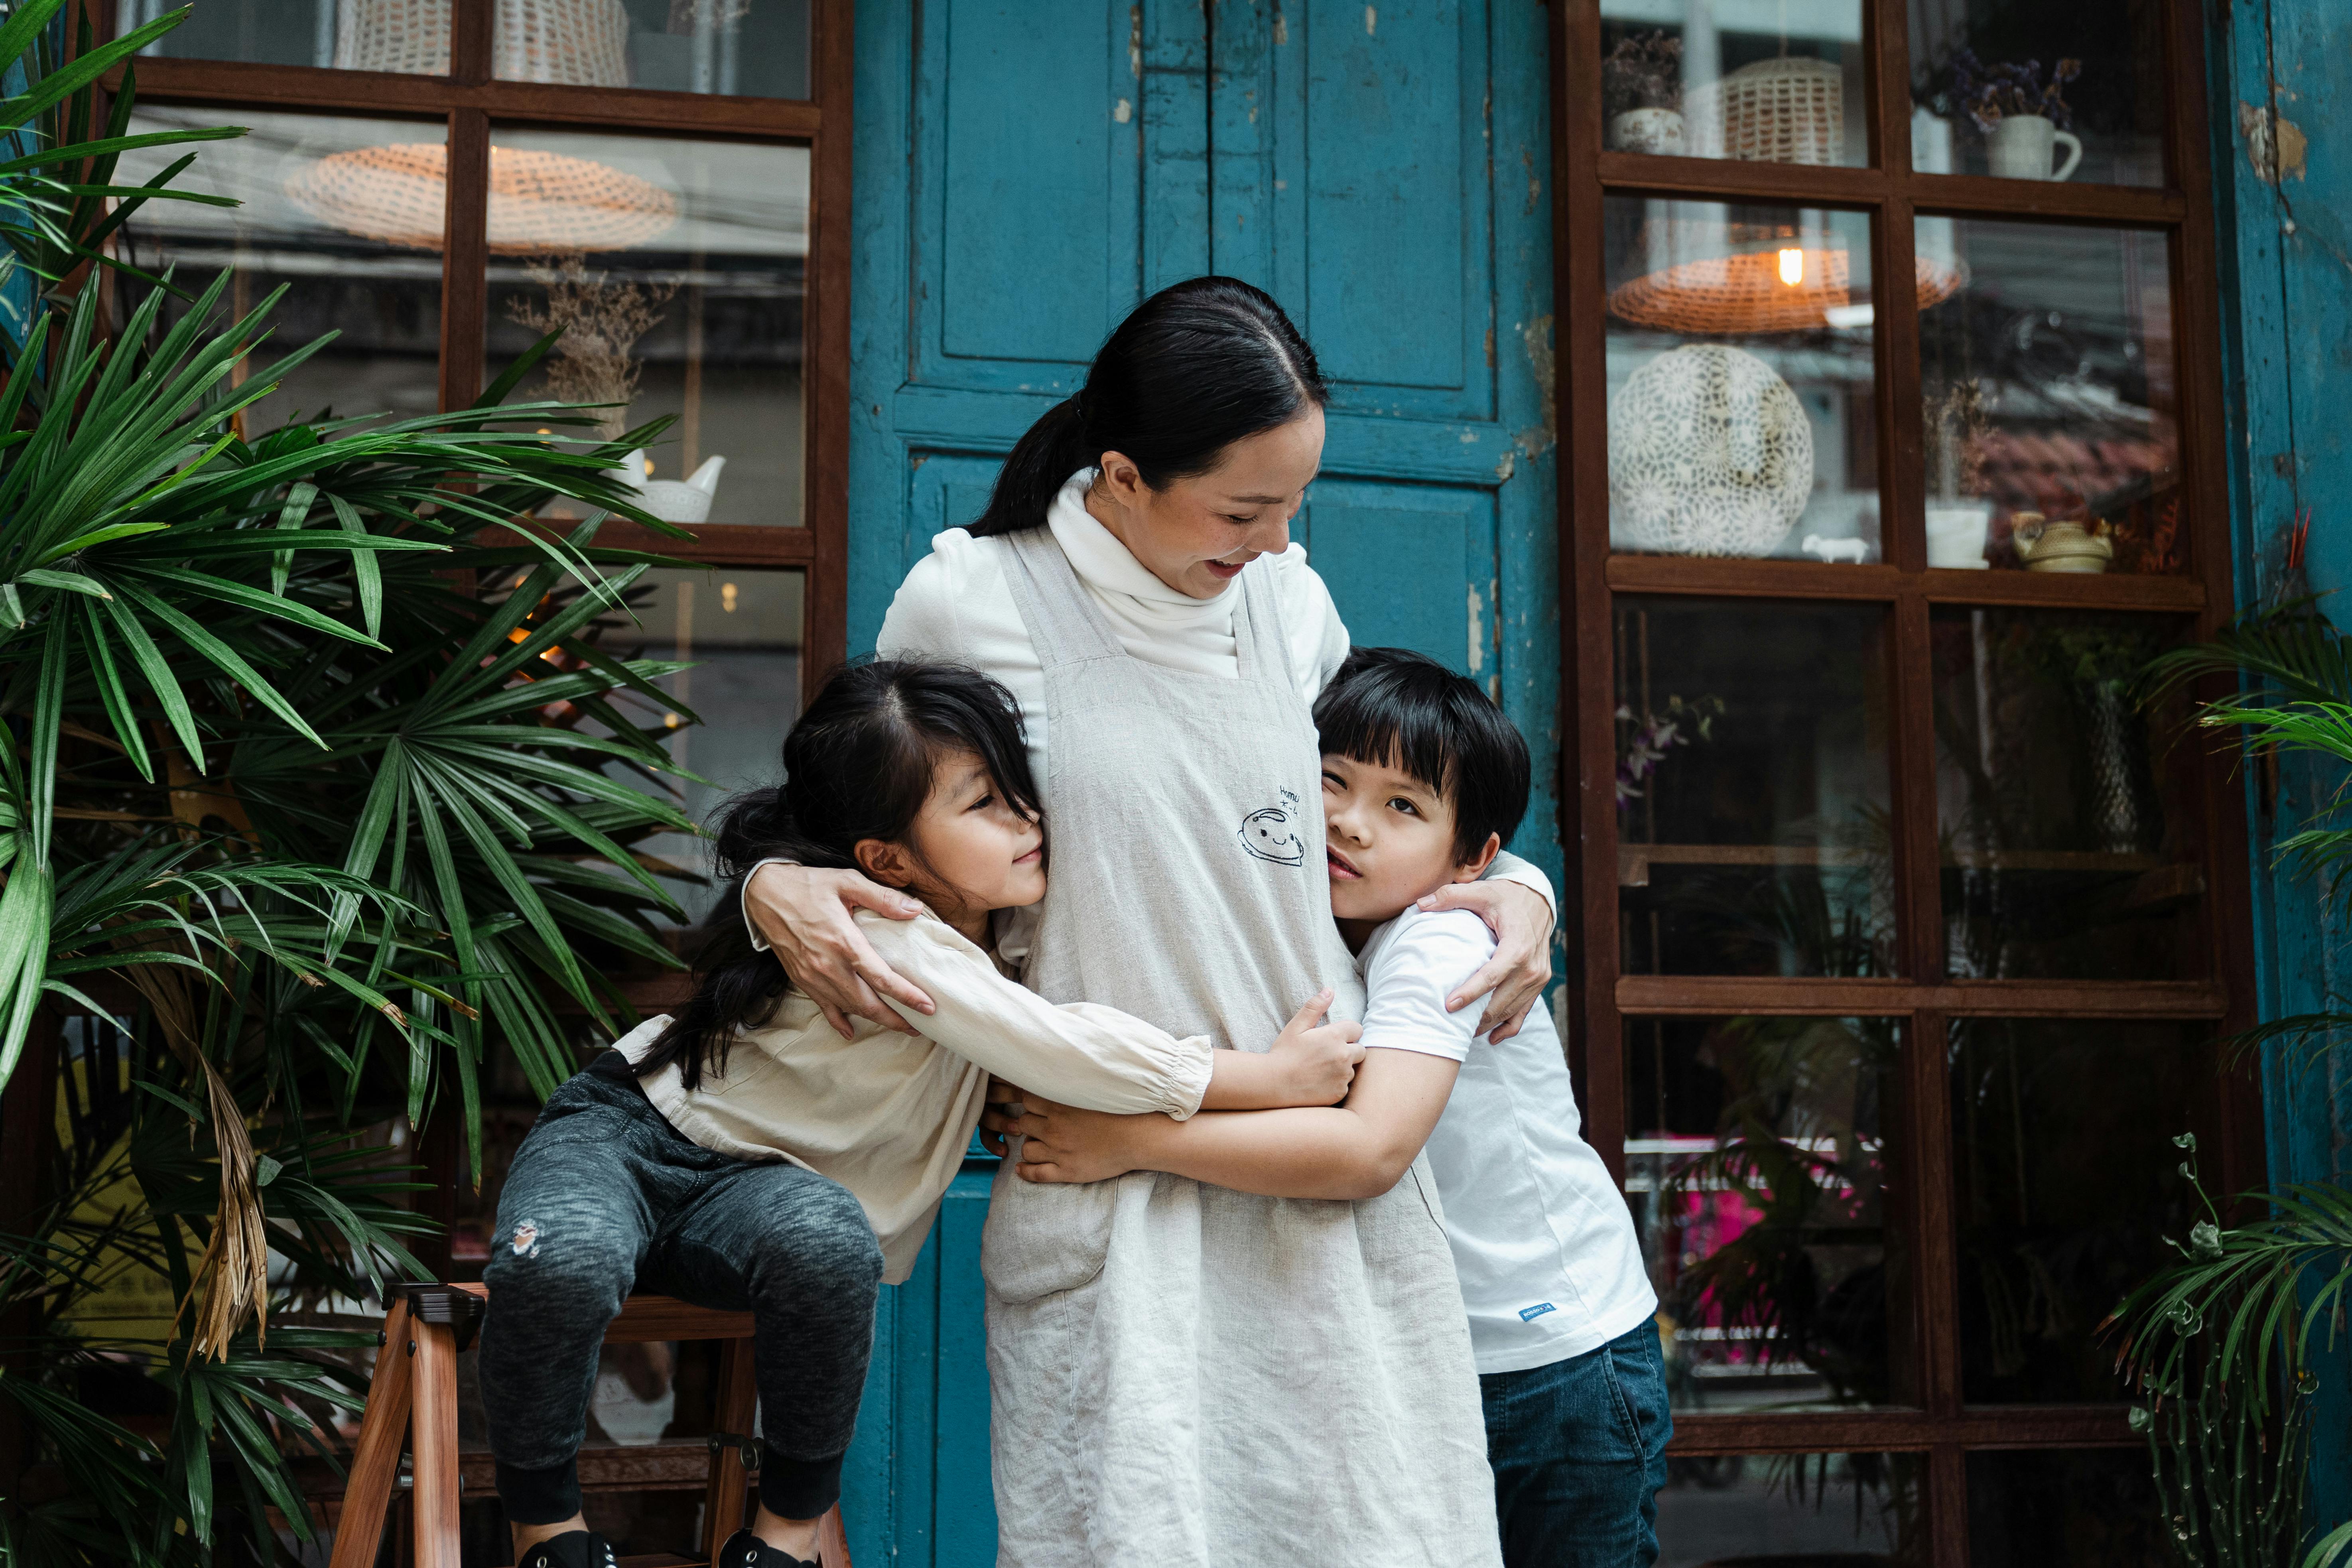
[1609,344,1816,557]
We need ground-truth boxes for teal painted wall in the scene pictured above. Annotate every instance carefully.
[837,2,1557,1560]
[2206,0,2352,1525]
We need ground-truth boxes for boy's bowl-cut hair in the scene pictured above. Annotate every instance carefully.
[1313,646,1531,863]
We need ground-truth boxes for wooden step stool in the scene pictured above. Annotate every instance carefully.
[328,1282,851,1568]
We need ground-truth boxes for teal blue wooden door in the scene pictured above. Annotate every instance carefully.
[839,4,1556,1560]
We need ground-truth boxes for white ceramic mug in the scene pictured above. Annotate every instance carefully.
[1987,114,2082,181]
[1926,501,1994,569]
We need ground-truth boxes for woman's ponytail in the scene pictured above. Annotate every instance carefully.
[969,394,1092,538]
[963,276,1328,538]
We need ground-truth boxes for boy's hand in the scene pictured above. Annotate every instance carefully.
[978,1076,1030,1157]
[1268,988,1365,1105]
[1009,1096,1148,1185]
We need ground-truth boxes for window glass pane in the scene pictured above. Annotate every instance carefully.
[1931,608,2203,980]
[1916,220,2179,574]
[1659,1452,1924,1565]
[1600,2,1869,168]
[1911,0,2166,186]
[126,0,441,71]
[1966,1449,2169,1564]
[581,567,806,927]
[492,0,810,98]
[1607,199,1884,562]
[115,110,444,430]
[1616,600,1895,979]
[1950,1018,2201,1405]
[487,130,810,528]
[1626,1017,1907,1412]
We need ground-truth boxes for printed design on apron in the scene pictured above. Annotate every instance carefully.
[1236,786,1308,866]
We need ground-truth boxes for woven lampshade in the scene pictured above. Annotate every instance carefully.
[1685,55,1845,165]
[287,142,678,254]
[334,0,629,84]
[1609,219,1966,335]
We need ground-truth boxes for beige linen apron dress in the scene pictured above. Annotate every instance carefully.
[979,528,1501,1568]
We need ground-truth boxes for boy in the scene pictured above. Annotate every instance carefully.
[1005,647,1669,1566]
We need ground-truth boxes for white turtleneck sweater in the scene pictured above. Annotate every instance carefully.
[747,471,1553,954]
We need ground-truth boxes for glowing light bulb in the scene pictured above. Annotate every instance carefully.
[1777,247,1804,286]
[721,581,740,613]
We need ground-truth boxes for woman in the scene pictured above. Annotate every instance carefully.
[742,277,1554,1566]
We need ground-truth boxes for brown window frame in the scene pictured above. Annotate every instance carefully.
[1551,1,2259,1557]
[98,0,854,701]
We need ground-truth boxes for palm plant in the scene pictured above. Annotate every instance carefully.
[0,11,718,1563]
[2115,600,2352,1568]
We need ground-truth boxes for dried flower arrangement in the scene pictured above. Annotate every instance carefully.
[1615,693,1724,806]
[1927,380,1992,500]
[1603,30,1682,116]
[1946,49,2082,134]
[505,251,678,441]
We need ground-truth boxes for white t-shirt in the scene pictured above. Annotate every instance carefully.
[1360,906,1657,1374]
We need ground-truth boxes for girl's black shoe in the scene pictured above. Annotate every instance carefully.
[518,1532,615,1568]
[715,1526,819,1568]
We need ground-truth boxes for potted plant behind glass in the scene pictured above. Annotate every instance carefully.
[1603,30,1684,156]
[1948,49,2084,180]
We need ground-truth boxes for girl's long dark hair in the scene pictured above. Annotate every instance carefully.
[969,275,1328,537]
[634,659,1040,1089]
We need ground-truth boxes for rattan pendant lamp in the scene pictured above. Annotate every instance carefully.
[288,0,678,254]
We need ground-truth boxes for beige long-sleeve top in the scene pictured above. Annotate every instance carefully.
[615,907,1212,1283]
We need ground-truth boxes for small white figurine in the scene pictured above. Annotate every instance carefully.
[606,449,728,526]
[1801,534,1868,565]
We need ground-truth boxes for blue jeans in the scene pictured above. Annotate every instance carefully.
[1479,1320,1673,1568]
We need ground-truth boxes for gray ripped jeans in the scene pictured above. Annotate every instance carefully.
[478,1052,883,1524]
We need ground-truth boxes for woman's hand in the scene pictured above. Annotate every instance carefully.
[1008,1095,1150,1186]
[1267,989,1365,1105]
[1416,878,1555,1042]
[744,862,935,1039]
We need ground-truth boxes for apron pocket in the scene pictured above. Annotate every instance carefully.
[980,1157,1121,1304]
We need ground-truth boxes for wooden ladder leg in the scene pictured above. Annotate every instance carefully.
[408,1312,464,1568]
[816,1506,851,1568]
[702,1339,757,1563]
[329,1300,417,1568]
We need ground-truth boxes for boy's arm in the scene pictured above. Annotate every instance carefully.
[1010,1046,1461,1200]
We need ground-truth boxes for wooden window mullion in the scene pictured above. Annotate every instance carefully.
[437,107,489,414]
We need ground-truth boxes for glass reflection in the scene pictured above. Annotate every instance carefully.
[1617,599,1895,979]
[484,130,810,528]
[1949,1018,2200,1405]
[123,0,437,71]
[1600,1,1869,168]
[1607,199,1885,561]
[1932,608,2201,979]
[114,110,444,431]
[579,567,806,928]
[1966,1449,2169,1564]
[1917,220,2178,573]
[493,0,810,98]
[1658,1452,1922,1566]
[1911,0,2166,186]
[1626,1017,1903,1412]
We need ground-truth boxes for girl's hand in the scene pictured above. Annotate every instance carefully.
[1010,1096,1148,1186]
[1417,878,1555,1042]
[1267,989,1365,1105]
[744,862,935,1039]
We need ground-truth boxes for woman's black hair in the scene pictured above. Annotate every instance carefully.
[1313,646,1531,864]
[968,275,1328,537]
[633,659,1041,1090]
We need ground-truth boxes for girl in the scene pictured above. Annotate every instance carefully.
[741,277,1554,1565]
[475,660,1362,1568]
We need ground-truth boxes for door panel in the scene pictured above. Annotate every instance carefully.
[845,3,1554,1559]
